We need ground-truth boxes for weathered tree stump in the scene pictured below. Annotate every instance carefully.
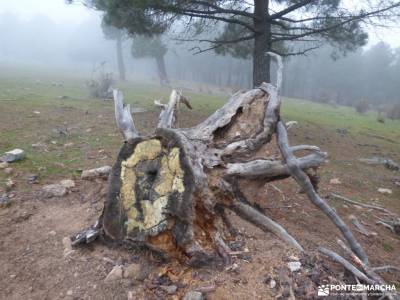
[72,55,369,268]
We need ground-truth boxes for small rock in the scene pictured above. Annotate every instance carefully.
[60,179,75,189]
[269,279,277,289]
[287,261,301,272]
[329,178,341,185]
[81,166,112,180]
[64,142,74,148]
[0,162,9,169]
[62,236,75,257]
[123,263,141,279]
[66,290,73,296]
[43,184,67,198]
[26,174,38,183]
[6,178,15,190]
[183,291,203,300]
[105,265,123,282]
[378,188,392,195]
[49,230,57,236]
[127,291,138,300]
[0,149,25,162]
[10,274,16,279]
[4,168,13,175]
[288,255,299,261]
[33,110,40,114]
[0,194,12,208]
[32,142,47,149]
[160,285,178,295]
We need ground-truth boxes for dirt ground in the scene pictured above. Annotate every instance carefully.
[0,105,399,300]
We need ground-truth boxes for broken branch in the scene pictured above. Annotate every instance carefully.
[277,121,368,264]
[113,89,139,140]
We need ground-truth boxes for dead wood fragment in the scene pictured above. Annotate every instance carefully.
[230,199,304,252]
[359,157,399,171]
[277,121,368,264]
[318,247,373,284]
[348,215,376,237]
[372,266,400,273]
[330,193,396,216]
[113,89,138,140]
[336,239,396,300]
[72,52,379,297]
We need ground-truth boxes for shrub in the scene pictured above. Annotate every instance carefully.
[86,63,115,100]
[355,100,369,114]
[377,114,385,123]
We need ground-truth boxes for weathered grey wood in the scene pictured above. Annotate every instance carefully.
[225,152,327,178]
[72,53,377,279]
[230,199,303,252]
[113,89,138,140]
[318,247,373,284]
[183,88,266,141]
[290,145,321,152]
[349,215,376,237]
[337,239,395,300]
[221,83,281,157]
[156,89,180,128]
[330,193,396,216]
[266,52,282,92]
[276,121,368,264]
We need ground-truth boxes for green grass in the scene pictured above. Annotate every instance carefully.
[282,98,400,145]
[1,65,399,192]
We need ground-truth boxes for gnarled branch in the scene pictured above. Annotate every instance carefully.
[113,89,139,140]
[276,121,368,264]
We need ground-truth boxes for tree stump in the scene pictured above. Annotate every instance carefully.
[72,55,369,268]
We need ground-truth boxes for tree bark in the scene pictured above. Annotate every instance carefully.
[116,35,126,81]
[253,0,271,86]
[72,61,369,272]
[156,55,169,86]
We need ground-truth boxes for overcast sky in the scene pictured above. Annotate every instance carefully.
[0,0,399,48]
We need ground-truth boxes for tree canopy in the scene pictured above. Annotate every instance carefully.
[73,0,400,85]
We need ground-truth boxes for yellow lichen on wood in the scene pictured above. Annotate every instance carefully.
[168,148,185,193]
[119,139,185,236]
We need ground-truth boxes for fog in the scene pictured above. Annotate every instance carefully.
[0,1,399,109]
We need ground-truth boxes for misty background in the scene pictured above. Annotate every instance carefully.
[0,1,400,109]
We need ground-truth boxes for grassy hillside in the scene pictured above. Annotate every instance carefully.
[0,68,399,189]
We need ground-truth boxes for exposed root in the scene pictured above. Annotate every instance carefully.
[276,121,368,264]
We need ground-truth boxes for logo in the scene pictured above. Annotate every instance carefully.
[317,285,330,296]
[317,284,396,297]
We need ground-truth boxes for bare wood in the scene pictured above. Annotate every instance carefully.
[318,247,374,284]
[349,215,376,237]
[372,266,400,273]
[290,145,321,152]
[337,240,381,282]
[330,193,396,216]
[276,121,368,264]
[157,89,180,128]
[113,89,138,140]
[266,52,283,92]
[230,199,304,252]
[285,121,298,130]
[337,239,395,300]
[225,152,327,178]
[183,87,266,141]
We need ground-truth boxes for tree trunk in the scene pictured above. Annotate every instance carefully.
[116,35,126,81]
[71,57,373,272]
[253,0,271,86]
[156,55,169,86]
